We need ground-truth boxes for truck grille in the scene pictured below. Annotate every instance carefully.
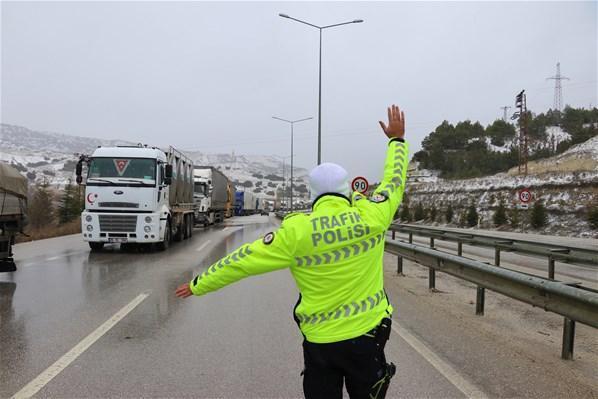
[98,215,138,232]
[99,202,139,208]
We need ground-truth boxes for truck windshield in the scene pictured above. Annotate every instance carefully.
[88,158,156,182]
[194,182,208,197]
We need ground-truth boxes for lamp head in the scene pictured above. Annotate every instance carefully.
[353,19,364,23]
[279,13,290,18]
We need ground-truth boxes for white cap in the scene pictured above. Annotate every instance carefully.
[308,162,351,201]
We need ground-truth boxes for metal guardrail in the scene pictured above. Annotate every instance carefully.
[389,224,598,280]
[384,239,598,360]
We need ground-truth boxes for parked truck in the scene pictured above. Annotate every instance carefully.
[0,163,28,272]
[193,166,229,227]
[76,144,195,251]
[235,190,259,216]
[225,181,236,218]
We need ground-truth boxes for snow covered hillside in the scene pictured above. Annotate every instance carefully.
[0,123,309,198]
[405,135,598,238]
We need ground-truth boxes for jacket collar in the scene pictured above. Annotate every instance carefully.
[312,192,351,212]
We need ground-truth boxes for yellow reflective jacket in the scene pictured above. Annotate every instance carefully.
[189,139,409,343]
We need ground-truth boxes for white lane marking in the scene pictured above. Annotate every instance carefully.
[196,240,212,252]
[11,293,150,399]
[392,323,488,399]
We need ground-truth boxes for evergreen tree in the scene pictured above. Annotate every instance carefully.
[28,181,55,228]
[466,203,478,227]
[509,209,520,227]
[429,205,437,222]
[458,211,467,227]
[414,203,425,221]
[445,204,454,223]
[493,200,508,226]
[530,200,548,229]
[588,206,598,230]
[399,203,411,222]
[58,180,77,224]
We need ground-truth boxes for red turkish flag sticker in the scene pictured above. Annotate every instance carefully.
[113,159,130,176]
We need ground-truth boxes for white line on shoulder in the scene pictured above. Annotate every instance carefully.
[196,240,212,252]
[392,323,488,399]
[11,293,150,399]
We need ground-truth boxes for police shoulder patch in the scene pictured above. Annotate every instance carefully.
[368,193,388,203]
[263,232,275,245]
[353,194,364,201]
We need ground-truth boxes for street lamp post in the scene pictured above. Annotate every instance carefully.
[279,13,363,165]
[272,116,312,212]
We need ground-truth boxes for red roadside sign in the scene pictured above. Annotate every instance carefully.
[352,176,369,194]
[519,188,532,203]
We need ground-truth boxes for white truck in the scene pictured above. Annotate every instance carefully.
[193,166,229,227]
[76,145,195,251]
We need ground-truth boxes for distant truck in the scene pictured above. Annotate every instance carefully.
[225,181,236,218]
[0,163,28,272]
[234,191,268,216]
[76,145,195,251]
[193,166,229,227]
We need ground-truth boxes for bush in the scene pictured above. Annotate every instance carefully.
[467,203,478,227]
[530,200,548,228]
[399,203,411,222]
[414,203,425,221]
[509,209,520,227]
[429,205,437,222]
[588,206,598,230]
[493,200,508,226]
[445,204,454,223]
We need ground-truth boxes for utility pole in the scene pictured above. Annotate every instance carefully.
[513,90,528,175]
[547,62,570,114]
[500,106,511,122]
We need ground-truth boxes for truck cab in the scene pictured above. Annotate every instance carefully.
[79,145,194,251]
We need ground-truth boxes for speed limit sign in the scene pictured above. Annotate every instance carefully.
[519,188,532,203]
[352,176,369,194]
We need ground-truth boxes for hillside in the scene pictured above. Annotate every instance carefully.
[405,136,598,238]
[0,123,309,199]
[413,106,598,179]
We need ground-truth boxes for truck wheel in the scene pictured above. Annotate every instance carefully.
[173,219,184,242]
[89,242,104,251]
[183,215,189,240]
[188,215,193,237]
[156,221,171,251]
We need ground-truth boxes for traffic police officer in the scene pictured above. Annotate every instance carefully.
[176,105,409,399]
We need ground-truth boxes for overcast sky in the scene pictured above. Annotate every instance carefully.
[1,1,596,181]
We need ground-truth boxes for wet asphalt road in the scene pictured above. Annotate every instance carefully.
[1,215,465,398]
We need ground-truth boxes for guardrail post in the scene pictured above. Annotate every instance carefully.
[429,269,436,290]
[548,256,555,280]
[409,233,413,244]
[430,237,435,248]
[392,230,396,240]
[476,286,485,315]
[397,256,403,275]
[494,248,501,266]
[562,317,575,360]
[457,242,463,256]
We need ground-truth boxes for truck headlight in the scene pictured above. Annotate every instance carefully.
[86,225,93,232]
[145,216,152,223]
[144,226,152,233]
[85,215,92,222]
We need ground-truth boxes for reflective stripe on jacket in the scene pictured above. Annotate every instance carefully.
[189,139,409,343]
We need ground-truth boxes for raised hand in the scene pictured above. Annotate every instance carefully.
[379,104,405,139]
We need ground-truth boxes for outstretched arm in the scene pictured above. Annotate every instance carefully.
[175,225,296,298]
[356,105,409,228]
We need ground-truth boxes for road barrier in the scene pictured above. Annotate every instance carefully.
[384,238,598,360]
[389,224,598,279]
[274,213,598,359]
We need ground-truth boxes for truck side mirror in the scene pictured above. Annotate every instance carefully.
[75,161,83,185]
[164,164,173,185]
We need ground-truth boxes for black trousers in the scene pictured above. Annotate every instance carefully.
[302,331,393,399]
